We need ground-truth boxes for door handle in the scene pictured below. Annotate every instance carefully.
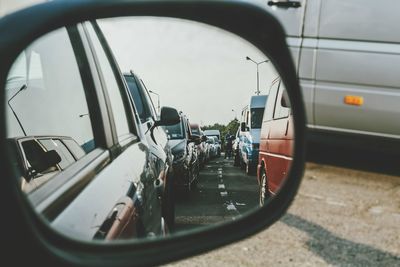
[268,1,301,8]
[285,121,289,136]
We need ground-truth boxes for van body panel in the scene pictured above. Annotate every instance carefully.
[314,82,400,137]
[319,0,400,43]
[266,0,400,140]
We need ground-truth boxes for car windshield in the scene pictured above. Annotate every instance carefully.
[191,127,200,135]
[251,108,264,129]
[164,123,184,140]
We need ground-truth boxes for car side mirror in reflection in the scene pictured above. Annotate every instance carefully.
[28,150,61,178]
[155,106,180,127]
[201,135,207,142]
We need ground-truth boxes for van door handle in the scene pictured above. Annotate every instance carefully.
[268,1,301,8]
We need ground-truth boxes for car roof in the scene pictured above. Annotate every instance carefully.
[250,95,267,108]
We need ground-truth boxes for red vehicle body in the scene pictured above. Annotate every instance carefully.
[257,78,293,204]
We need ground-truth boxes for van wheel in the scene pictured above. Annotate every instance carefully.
[259,169,270,206]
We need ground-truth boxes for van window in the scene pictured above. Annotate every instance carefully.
[250,108,264,129]
[264,80,280,121]
[273,85,290,120]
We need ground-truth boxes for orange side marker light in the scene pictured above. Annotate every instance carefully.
[344,95,364,106]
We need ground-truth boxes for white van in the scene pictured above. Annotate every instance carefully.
[264,0,400,148]
[238,95,267,174]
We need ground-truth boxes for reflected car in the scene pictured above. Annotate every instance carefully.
[124,71,177,230]
[258,78,293,206]
[238,95,267,175]
[164,113,200,192]
[7,135,85,193]
[5,21,180,240]
[190,123,207,168]
[204,129,221,157]
[232,127,241,166]
[206,136,217,158]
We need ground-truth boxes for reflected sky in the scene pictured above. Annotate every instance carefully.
[99,17,279,125]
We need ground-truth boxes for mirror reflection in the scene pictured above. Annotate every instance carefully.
[5,17,293,241]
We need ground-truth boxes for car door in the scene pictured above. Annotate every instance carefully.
[264,0,318,126]
[5,22,143,240]
[124,73,169,197]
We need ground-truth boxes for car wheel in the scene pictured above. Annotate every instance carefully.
[162,174,175,231]
[259,168,270,206]
[161,217,169,236]
[233,152,240,167]
[240,158,246,170]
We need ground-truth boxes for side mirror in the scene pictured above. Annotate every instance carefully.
[29,150,61,178]
[155,106,180,127]
[201,135,207,142]
[190,134,201,145]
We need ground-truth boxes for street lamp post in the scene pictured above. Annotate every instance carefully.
[246,56,269,95]
[231,109,237,120]
[149,90,160,114]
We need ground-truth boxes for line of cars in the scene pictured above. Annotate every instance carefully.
[232,77,293,206]
[4,21,220,241]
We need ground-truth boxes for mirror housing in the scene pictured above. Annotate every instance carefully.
[155,106,180,127]
[0,1,306,266]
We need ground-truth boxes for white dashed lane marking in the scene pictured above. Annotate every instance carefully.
[217,163,239,214]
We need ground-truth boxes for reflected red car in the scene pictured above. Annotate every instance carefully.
[257,78,293,205]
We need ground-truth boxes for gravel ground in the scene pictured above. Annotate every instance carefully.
[166,162,400,267]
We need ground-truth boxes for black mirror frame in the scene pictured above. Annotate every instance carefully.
[0,1,306,266]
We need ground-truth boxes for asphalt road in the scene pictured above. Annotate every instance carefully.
[166,145,400,267]
[174,156,259,233]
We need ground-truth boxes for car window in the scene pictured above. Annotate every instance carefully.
[250,108,264,129]
[62,138,86,159]
[5,26,94,191]
[191,127,200,135]
[124,74,148,122]
[164,123,184,140]
[273,82,290,120]
[85,23,131,141]
[38,139,76,169]
[139,79,158,119]
[264,79,280,122]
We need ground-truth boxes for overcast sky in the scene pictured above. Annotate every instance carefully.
[99,17,280,126]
